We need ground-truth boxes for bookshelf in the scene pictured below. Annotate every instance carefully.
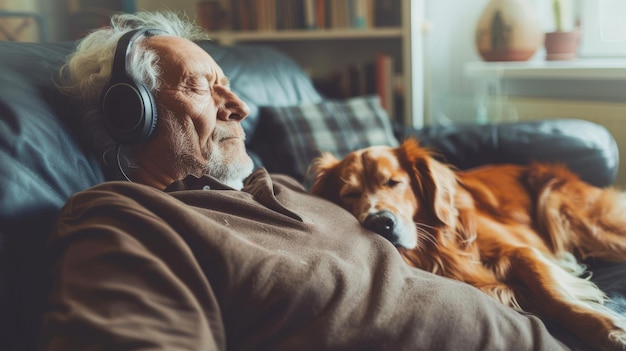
[197,0,425,128]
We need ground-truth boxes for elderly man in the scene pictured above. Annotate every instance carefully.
[39,11,574,351]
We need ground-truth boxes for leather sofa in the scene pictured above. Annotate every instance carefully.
[0,39,620,350]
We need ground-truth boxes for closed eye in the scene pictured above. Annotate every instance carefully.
[385,179,400,187]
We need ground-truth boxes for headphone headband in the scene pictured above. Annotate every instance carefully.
[110,28,168,83]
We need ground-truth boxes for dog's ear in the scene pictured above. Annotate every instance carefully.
[400,138,458,228]
[308,152,342,203]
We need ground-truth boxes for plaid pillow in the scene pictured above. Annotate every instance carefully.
[250,95,400,186]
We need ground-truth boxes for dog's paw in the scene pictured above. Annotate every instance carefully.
[579,313,626,351]
[608,328,626,351]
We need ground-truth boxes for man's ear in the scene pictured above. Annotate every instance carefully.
[308,152,342,202]
[399,138,458,228]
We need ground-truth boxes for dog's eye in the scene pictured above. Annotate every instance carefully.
[385,179,400,188]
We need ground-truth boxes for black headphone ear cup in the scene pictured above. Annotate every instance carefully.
[101,28,165,144]
[101,80,157,144]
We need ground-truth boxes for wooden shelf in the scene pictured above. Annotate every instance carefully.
[465,59,626,80]
[205,27,403,45]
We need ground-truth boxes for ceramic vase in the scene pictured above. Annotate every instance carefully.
[475,0,544,62]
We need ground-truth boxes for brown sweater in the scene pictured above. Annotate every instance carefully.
[40,168,569,351]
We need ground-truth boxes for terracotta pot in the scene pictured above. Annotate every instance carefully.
[544,30,580,60]
[475,0,544,62]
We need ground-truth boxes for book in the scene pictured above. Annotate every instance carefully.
[375,53,395,119]
[316,0,326,29]
[304,0,316,29]
[375,0,401,27]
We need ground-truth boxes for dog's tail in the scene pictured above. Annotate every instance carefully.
[528,162,626,259]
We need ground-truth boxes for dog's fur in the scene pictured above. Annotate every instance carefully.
[309,138,626,351]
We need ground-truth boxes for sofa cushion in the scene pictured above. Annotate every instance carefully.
[250,95,399,186]
[0,41,106,351]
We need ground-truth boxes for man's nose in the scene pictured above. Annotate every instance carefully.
[218,89,249,121]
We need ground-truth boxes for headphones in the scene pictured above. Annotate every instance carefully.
[100,28,168,144]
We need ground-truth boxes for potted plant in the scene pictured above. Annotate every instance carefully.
[544,0,580,60]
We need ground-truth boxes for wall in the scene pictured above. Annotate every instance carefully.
[423,0,489,112]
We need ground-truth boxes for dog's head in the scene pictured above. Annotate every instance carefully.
[309,138,458,249]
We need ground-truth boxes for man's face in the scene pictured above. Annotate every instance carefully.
[143,36,253,188]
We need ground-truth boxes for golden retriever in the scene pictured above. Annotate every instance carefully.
[309,137,626,351]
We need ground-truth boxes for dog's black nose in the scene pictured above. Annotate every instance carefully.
[364,210,398,242]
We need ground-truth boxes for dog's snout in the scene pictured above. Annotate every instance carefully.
[364,211,398,242]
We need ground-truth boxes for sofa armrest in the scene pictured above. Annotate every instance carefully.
[395,119,619,188]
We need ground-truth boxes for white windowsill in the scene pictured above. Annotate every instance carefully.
[464,58,626,80]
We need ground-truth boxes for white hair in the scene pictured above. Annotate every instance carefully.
[58,11,210,179]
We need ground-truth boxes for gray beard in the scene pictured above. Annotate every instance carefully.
[164,109,254,190]
[205,147,254,190]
